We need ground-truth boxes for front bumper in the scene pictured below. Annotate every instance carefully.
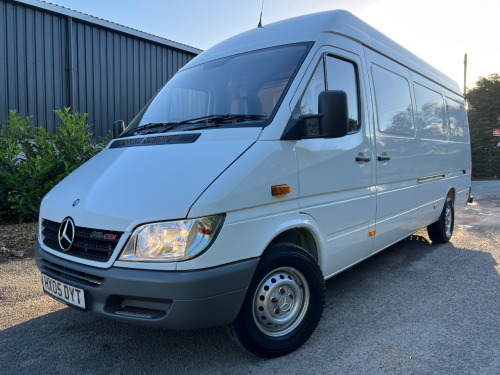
[35,241,258,329]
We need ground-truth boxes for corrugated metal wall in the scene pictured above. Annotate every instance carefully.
[0,0,198,136]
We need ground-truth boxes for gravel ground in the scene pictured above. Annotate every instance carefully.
[0,222,38,259]
[0,180,499,374]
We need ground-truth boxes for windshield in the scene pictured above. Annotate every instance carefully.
[122,43,310,135]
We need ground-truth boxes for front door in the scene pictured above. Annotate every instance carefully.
[294,47,376,278]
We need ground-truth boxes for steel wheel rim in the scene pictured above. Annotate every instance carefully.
[445,205,453,238]
[252,267,310,337]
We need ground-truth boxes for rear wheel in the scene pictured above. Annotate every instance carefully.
[427,196,454,243]
[229,242,325,358]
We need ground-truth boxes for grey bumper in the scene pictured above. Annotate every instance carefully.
[35,241,259,329]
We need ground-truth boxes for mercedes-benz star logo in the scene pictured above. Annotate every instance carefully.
[279,295,292,312]
[58,217,75,251]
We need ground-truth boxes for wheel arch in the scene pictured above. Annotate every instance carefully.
[265,220,324,270]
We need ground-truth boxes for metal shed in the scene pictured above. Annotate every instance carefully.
[0,0,201,136]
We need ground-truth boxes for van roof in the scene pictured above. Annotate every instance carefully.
[183,10,461,96]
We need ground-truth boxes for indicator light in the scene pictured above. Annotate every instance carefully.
[271,185,291,196]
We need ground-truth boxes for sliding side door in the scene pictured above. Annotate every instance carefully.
[364,48,421,252]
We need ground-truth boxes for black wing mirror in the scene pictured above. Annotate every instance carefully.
[318,90,349,139]
[281,90,349,140]
[113,120,125,138]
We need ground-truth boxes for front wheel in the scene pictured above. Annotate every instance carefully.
[427,196,454,243]
[229,242,325,358]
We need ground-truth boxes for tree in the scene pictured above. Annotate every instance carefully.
[465,74,500,179]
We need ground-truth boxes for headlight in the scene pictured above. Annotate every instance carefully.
[119,215,224,262]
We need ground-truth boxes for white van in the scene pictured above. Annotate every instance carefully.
[36,10,472,357]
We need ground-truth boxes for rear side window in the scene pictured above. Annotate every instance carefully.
[371,65,414,137]
[446,98,466,141]
[414,84,447,140]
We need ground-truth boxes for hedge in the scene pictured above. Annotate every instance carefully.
[0,108,111,224]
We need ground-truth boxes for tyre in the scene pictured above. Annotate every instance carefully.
[427,196,454,243]
[229,242,325,358]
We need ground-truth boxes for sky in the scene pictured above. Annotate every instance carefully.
[46,0,500,93]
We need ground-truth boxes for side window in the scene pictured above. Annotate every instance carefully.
[446,98,466,141]
[299,54,360,136]
[326,56,360,133]
[414,84,447,140]
[461,105,469,140]
[300,60,325,116]
[371,65,414,137]
[300,59,325,136]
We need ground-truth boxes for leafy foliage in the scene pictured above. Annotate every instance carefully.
[0,108,111,224]
[466,74,500,179]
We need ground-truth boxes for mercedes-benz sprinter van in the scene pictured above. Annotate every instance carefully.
[36,10,472,357]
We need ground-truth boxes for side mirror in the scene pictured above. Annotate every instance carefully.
[113,120,125,138]
[318,90,349,138]
[281,90,349,140]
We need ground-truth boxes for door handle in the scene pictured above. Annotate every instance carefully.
[355,156,372,162]
[377,155,391,161]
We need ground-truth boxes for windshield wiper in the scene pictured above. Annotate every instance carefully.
[131,122,177,135]
[132,114,267,135]
[169,114,268,131]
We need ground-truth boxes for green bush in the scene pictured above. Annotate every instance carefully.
[0,108,111,224]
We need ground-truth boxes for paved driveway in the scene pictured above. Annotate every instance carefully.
[1,181,499,374]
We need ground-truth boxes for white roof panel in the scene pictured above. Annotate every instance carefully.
[184,10,460,95]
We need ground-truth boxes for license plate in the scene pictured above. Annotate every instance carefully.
[42,273,86,309]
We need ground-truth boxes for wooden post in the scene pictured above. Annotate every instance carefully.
[464,53,468,97]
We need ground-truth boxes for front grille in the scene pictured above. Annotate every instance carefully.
[42,219,123,262]
[41,258,104,287]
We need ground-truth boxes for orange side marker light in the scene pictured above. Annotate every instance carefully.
[271,184,291,196]
[369,230,376,237]
[433,204,438,209]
